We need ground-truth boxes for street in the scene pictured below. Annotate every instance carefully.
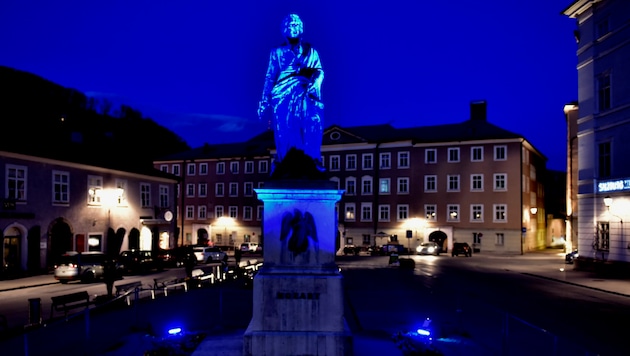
[0,251,628,355]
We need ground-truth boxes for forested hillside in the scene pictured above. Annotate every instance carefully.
[0,65,190,172]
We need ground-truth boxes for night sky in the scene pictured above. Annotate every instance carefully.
[0,0,578,171]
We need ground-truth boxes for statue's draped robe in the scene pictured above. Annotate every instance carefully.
[261,42,324,163]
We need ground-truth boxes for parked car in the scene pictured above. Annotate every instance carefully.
[343,244,361,255]
[451,242,472,257]
[119,250,164,274]
[54,251,116,283]
[193,246,227,263]
[240,242,261,254]
[157,247,194,268]
[565,250,578,264]
[416,242,442,256]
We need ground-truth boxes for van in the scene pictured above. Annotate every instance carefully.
[54,251,108,283]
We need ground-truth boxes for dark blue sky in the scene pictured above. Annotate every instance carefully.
[1,1,577,171]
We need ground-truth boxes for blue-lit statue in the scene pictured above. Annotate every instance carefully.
[258,14,325,178]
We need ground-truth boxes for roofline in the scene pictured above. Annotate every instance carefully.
[2,150,178,183]
[562,0,601,18]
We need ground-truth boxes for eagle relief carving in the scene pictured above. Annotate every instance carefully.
[280,208,319,264]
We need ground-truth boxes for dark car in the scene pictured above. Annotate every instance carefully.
[119,250,164,274]
[451,242,472,257]
[565,250,578,264]
[157,247,194,268]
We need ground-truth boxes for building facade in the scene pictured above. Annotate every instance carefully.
[154,137,273,249]
[156,101,549,255]
[1,151,178,276]
[563,0,630,270]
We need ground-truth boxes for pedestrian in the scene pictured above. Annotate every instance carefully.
[184,246,196,279]
[103,258,117,298]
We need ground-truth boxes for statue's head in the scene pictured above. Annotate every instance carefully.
[282,13,303,39]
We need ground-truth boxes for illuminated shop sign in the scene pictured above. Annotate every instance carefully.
[597,178,630,193]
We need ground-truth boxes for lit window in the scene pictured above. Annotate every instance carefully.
[379,178,390,194]
[493,204,507,222]
[471,205,483,222]
[345,204,356,221]
[425,205,436,221]
[447,205,459,222]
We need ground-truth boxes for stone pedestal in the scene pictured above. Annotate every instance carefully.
[243,181,353,356]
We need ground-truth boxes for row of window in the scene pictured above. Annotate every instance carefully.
[335,174,508,196]
[343,203,508,223]
[5,164,170,208]
[180,174,508,199]
[326,145,508,171]
[185,182,264,198]
[160,145,510,177]
[161,160,269,176]
[184,204,263,221]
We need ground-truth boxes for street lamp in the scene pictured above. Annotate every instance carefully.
[215,216,235,246]
[405,218,425,255]
[604,196,613,209]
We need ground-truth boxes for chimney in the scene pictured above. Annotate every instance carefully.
[470,100,487,121]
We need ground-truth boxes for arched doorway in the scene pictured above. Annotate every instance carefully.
[128,228,140,250]
[3,226,22,275]
[429,231,448,252]
[49,218,72,266]
[197,228,209,246]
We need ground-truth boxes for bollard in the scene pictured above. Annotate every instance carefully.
[27,298,42,326]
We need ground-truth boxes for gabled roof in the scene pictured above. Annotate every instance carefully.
[156,130,274,161]
[404,119,523,144]
[323,124,403,144]
[158,117,537,161]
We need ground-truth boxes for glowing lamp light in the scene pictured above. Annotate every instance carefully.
[604,196,613,208]
[168,327,182,335]
[416,328,431,336]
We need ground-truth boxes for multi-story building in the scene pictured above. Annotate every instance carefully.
[325,101,546,254]
[563,0,630,270]
[0,151,179,276]
[156,101,548,255]
[154,135,273,249]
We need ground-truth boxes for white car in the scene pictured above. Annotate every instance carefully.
[240,242,261,253]
[193,246,227,263]
[416,242,442,256]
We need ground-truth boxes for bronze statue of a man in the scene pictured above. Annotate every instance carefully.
[258,14,325,177]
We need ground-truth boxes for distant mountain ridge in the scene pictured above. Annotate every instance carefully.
[0,65,190,172]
